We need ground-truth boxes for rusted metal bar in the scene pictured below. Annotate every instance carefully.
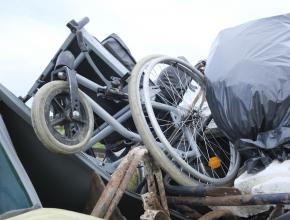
[142,192,163,211]
[268,205,284,220]
[103,148,148,219]
[144,156,158,195]
[198,210,237,220]
[167,193,290,206]
[174,205,202,219]
[154,168,170,216]
[143,156,170,217]
[91,147,145,218]
[85,172,125,220]
[92,147,171,219]
[165,185,241,197]
[140,210,169,220]
[140,192,170,220]
[164,175,241,197]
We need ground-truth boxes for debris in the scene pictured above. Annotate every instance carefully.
[91,147,169,219]
[140,193,169,220]
[5,14,290,220]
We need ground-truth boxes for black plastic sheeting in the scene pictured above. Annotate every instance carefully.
[205,14,290,173]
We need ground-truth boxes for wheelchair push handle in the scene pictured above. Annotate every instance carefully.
[76,31,88,52]
[67,17,90,33]
[77,17,90,29]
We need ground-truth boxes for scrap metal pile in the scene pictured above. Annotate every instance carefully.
[3,13,290,219]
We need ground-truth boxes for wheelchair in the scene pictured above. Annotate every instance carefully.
[23,17,240,186]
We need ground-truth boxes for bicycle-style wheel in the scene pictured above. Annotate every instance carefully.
[129,55,240,186]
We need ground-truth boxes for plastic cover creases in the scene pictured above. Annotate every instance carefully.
[205,14,290,161]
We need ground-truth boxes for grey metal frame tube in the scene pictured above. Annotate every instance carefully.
[76,75,178,148]
[84,94,141,142]
[86,110,132,150]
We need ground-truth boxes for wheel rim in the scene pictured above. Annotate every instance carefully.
[141,56,239,184]
[44,89,90,146]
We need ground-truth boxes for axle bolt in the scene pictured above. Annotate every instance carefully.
[72,111,80,118]
[57,72,66,79]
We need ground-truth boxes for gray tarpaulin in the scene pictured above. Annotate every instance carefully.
[205,14,290,172]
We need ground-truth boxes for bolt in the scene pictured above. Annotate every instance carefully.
[72,111,80,118]
[57,72,66,79]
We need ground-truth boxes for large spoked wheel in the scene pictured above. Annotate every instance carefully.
[129,55,240,186]
[31,80,94,154]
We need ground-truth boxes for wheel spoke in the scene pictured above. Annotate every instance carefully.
[129,56,239,185]
[73,117,87,124]
[50,115,66,126]
[52,97,65,113]
[64,124,72,138]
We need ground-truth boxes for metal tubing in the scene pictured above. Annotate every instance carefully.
[167,193,290,206]
[164,174,241,197]
[165,185,241,197]
[86,110,132,149]
[96,105,130,132]
[84,52,111,86]
[151,101,179,114]
[76,74,106,91]
[85,94,141,142]
[81,29,128,77]
[74,53,85,69]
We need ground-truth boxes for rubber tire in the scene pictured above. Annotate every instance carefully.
[129,55,240,186]
[129,55,200,186]
[31,80,94,154]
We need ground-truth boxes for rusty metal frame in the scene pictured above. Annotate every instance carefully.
[89,146,290,220]
[167,193,290,207]
[198,210,237,220]
[140,192,168,220]
[91,147,170,219]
